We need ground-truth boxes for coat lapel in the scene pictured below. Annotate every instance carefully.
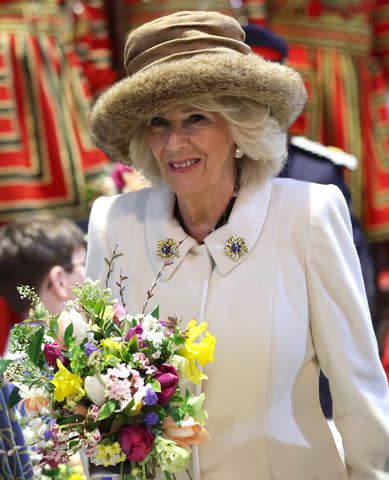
[204,180,272,275]
[145,184,197,280]
[145,180,272,279]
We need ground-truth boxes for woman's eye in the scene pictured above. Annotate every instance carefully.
[187,114,206,124]
[150,116,168,127]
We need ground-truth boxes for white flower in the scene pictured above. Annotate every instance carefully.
[58,306,90,345]
[141,314,165,347]
[84,375,106,406]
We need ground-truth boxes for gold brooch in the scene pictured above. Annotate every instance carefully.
[224,236,248,260]
[156,238,179,260]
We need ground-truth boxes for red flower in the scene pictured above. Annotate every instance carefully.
[119,425,154,462]
[155,364,179,405]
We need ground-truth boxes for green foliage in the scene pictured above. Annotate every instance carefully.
[69,346,88,376]
[98,400,116,420]
[73,279,115,320]
[27,327,45,368]
[9,324,41,354]
[63,323,75,347]
[0,359,11,375]
[150,305,159,319]
[151,379,161,393]
[48,315,59,339]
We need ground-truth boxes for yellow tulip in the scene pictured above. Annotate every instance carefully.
[52,360,85,402]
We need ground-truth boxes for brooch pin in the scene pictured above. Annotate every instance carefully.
[156,238,179,260]
[224,236,248,260]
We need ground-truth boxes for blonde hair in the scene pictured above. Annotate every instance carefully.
[129,96,288,186]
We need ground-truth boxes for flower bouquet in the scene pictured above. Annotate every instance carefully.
[0,250,215,480]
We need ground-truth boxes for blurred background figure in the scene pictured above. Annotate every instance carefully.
[0,217,87,479]
[0,217,86,356]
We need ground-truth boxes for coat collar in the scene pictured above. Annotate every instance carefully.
[145,180,272,279]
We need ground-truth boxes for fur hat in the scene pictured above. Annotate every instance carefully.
[90,11,307,163]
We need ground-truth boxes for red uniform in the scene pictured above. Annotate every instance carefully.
[0,0,116,222]
[244,0,389,241]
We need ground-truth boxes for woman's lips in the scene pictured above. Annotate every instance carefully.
[168,158,201,172]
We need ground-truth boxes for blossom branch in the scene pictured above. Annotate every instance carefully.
[104,244,123,288]
[116,268,128,309]
[141,237,187,314]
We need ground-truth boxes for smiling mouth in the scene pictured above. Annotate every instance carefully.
[169,158,201,170]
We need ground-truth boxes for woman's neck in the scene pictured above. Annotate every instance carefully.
[176,180,237,244]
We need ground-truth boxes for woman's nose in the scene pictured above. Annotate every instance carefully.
[166,125,189,150]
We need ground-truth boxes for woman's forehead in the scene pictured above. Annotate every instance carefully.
[150,104,218,118]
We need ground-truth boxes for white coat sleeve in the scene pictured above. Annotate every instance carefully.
[86,195,114,285]
[306,184,389,479]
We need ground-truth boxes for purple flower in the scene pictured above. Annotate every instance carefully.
[143,388,158,406]
[43,430,53,441]
[144,411,159,429]
[155,364,179,405]
[84,343,101,357]
[125,324,144,347]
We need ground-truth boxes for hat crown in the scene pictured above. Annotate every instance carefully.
[124,11,250,76]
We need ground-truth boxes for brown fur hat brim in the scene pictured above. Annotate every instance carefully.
[90,51,307,163]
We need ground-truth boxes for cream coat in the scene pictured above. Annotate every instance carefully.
[86,178,389,480]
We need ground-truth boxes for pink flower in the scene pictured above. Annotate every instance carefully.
[155,364,179,405]
[125,324,144,347]
[44,343,68,370]
[119,425,154,462]
[111,163,134,191]
[113,304,127,326]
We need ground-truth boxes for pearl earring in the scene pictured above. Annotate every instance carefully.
[234,147,244,159]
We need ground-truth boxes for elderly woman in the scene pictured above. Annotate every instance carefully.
[86,11,389,480]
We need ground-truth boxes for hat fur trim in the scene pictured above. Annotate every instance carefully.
[90,51,307,163]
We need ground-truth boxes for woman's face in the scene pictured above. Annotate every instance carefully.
[145,106,236,197]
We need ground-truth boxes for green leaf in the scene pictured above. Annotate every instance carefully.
[110,414,125,433]
[0,360,11,375]
[7,386,21,409]
[150,305,159,319]
[69,439,80,449]
[27,327,45,366]
[170,407,184,424]
[164,471,173,480]
[98,400,116,420]
[151,379,161,393]
[49,316,59,339]
[127,334,139,354]
[63,323,74,347]
[169,394,183,404]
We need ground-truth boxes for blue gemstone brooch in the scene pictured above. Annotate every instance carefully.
[156,238,179,260]
[224,236,248,260]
